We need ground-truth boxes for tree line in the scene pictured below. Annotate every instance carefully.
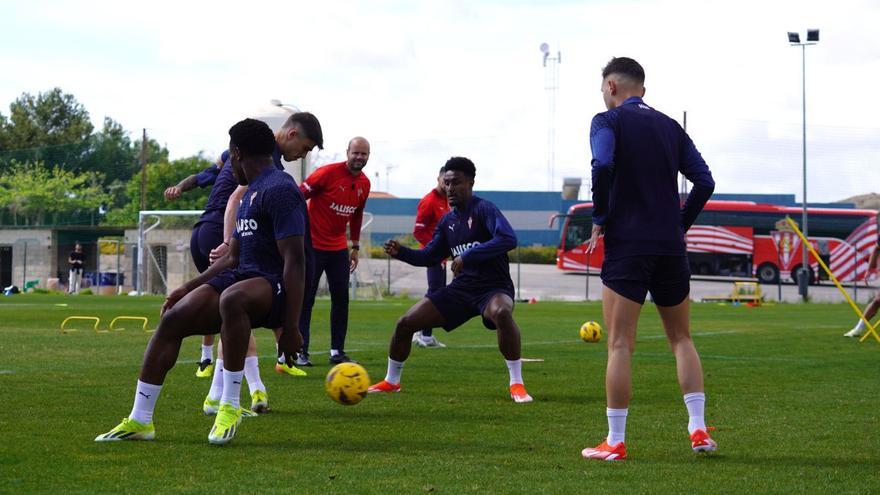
[0,88,214,226]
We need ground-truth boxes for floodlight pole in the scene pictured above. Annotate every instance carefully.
[541,43,561,192]
[789,30,818,301]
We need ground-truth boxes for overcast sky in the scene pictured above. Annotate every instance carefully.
[2,0,878,202]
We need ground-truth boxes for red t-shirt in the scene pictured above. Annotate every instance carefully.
[300,161,371,251]
[413,188,450,247]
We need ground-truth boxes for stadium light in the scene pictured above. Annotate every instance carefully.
[788,29,820,300]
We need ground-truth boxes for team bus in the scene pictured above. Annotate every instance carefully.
[554,201,878,284]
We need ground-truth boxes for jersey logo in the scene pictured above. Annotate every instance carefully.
[236,218,259,237]
[339,185,346,192]
[330,202,358,215]
[357,188,363,197]
[276,283,282,295]
[249,191,258,206]
[448,224,455,231]
[468,217,473,229]
[451,241,481,257]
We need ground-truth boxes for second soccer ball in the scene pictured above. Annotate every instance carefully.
[579,321,603,343]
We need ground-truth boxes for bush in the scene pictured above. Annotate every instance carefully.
[367,243,558,265]
[78,288,94,295]
[509,246,557,264]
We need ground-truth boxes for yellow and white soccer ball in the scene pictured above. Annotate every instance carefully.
[579,321,603,343]
[325,362,371,406]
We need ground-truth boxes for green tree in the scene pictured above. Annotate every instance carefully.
[103,155,213,225]
[0,161,110,226]
[0,88,93,147]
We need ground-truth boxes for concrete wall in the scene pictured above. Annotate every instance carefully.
[0,229,54,289]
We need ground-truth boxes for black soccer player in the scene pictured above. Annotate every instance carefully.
[368,157,532,403]
[95,118,316,445]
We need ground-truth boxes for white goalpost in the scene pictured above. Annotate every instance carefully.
[136,210,203,295]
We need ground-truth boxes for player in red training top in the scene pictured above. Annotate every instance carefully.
[411,166,450,348]
[298,136,371,365]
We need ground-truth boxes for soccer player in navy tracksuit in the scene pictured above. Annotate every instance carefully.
[580,57,717,462]
[368,157,533,403]
[96,118,318,445]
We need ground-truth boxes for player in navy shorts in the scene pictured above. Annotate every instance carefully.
[96,118,317,446]
[368,157,533,403]
[579,57,717,462]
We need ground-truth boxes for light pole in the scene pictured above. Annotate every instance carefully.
[788,28,819,301]
[540,42,561,192]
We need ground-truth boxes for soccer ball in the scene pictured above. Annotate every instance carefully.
[325,362,371,406]
[579,321,603,343]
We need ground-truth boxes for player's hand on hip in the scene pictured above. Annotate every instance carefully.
[350,249,359,273]
[384,240,400,257]
[209,242,229,264]
[161,286,188,316]
[451,256,464,277]
[587,224,604,254]
[164,186,181,201]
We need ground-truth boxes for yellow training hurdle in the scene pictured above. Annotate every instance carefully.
[109,316,150,333]
[60,316,101,334]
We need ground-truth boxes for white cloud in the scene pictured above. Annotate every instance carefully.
[2,0,878,202]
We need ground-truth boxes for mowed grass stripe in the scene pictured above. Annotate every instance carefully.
[0,293,878,493]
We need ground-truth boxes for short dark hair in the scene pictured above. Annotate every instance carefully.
[283,112,324,150]
[229,118,276,157]
[601,57,645,85]
[444,157,476,179]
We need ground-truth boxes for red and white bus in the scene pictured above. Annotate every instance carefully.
[554,201,878,284]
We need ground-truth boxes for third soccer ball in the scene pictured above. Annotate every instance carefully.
[325,362,371,406]
[579,321,603,343]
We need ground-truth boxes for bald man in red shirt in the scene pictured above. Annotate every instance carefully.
[411,166,450,348]
[297,136,371,365]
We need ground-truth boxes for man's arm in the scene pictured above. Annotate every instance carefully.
[164,164,219,201]
[678,133,715,231]
[589,114,614,229]
[209,185,248,263]
[388,225,451,267]
[276,235,305,360]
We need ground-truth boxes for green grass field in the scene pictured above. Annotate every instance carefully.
[1,294,879,493]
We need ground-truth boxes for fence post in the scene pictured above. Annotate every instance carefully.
[22,241,27,289]
[516,246,521,300]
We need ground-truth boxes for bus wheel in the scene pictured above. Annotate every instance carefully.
[792,265,817,285]
[757,263,779,284]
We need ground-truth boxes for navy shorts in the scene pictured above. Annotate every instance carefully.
[601,255,690,306]
[190,221,223,273]
[206,269,285,329]
[427,282,514,331]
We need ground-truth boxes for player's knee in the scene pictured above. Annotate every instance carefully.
[489,306,513,326]
[395,315,418,333]
[218,289,246,318]
[607,334,635,354]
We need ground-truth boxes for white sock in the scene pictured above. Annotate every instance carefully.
[683,392,706,434]
[129,380,162,424]
[244,356,265,395]
[606,408,628,446]
[200,344,213,363]
[384,358,405,385]
[221,369,244,408]
[208,359,224,401]
[854,319,866,331]
[505,359,523,386]
[330,349,340,357]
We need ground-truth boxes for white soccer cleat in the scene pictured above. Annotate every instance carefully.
[844,326,865,338]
